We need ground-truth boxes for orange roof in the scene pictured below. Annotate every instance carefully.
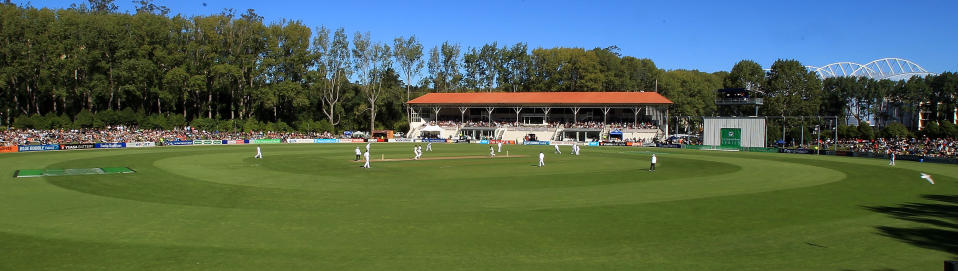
[407,92,672,106]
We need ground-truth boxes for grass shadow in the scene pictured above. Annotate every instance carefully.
[865,194,958,258]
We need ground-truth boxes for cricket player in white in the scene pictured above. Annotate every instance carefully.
[490,146,496,157]
[254,145,263,159]
[416,145,422,159]
[366,142,371,153]
[497,141,503,152]
[354,146,362,161]
[413,145,419,160]
[363,150,371,168]
[889,152,895,166]
[649,154,657,172]
[573,144,580,155]
[426,142,432,151]
[554,144,561,154]
[538,152,545,167]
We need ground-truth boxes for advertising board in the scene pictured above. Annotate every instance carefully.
[252,139,281,144]
[388,138,414,143]
[523,141,550,145]
[600,141,629,146]
[60,143,95,150]
[0,145,18,153]
[19,144,61,152]
[287,139,315,144]
[95,143,127,149]
[126,142,156,148]
[167,140,194,146]
[315,139,340,143]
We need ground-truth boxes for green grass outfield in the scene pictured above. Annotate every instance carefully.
[0,143,955,270]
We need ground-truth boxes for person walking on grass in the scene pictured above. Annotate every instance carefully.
[255,145,263,159]
[363,150,371,168]
[649,154,657,172]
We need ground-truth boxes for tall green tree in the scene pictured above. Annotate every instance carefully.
[497,42,530,92]
[724,60,764,91]
[392,35,423,122]
[764,59,822,117]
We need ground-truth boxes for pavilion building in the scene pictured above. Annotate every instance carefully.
[406,92,673,142]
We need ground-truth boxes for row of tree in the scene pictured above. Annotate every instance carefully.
[1,1,956,137]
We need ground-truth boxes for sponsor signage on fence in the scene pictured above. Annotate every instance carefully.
[339,139,365,143]
[193,140,222,145]
[488,140,517,145]
[422,139,448,143]
[479,140,490,144]
[224,140,246,145]
[779,148,814,154]
[167,140,194,146]
[600,141,629,146]
[550,141,574,145]
[95,142,127,149]
[126,142,156,148]
[315,139,339,143]
[588,142,600,146]
[19,144,61,152]
[60,143,95,150]
[523,141,550,145]
[0,145,18,153]
[388,138,414,143]
[252,139,281,144]
[287,139,315,144]
[656,143,681,148]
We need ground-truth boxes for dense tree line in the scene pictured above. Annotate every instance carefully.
[0,1,955,139]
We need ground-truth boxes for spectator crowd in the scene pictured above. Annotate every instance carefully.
[828,138,957,158]
[0,127,339,146]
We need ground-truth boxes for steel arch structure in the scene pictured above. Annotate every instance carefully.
[808,58,934,81]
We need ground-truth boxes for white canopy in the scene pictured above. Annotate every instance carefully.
[421,125,443,132]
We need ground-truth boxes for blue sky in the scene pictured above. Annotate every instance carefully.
[27,0,958,73]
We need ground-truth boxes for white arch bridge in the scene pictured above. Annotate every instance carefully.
[807,58,935,81]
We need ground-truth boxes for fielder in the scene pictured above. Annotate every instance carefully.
[649,154,657,172]
[416,145,423,159]
[413,145,420,160]
[497,141,503,152]
[426,142,433,152]
[538,152,545,167]
[366,142,371,153]
[554,144,561,154]
[354,146,362,161]
[889,152,895,166]
[573,144,580,155]
[490,146,496,157]
[363,150,371,168]
[254,145,263,159]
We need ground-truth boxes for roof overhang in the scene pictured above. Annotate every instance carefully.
[408,92,673,107]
